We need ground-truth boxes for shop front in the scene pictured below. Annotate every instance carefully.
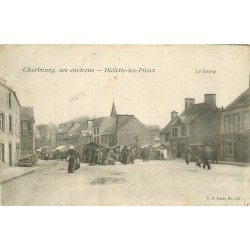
[222,135,239,162]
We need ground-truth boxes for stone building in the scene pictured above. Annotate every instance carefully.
[0,78,21,166]
[221,84,250,162]
[160,94,221,159]
[97,102,153,147]
[101,114,153,147]
[20,107,35,154]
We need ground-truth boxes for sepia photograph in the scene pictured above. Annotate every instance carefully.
[0,44,249,206]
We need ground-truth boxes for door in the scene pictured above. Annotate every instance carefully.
[9,143,12,166]
[233,142,238,161]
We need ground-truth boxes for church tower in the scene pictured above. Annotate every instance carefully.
[110,101,117,117]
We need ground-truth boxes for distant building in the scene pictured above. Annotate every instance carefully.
[55,123,74,147]
[20,107,35,154]
[67,120,94,146]
[149,129,161,145]
[92,117,115,145]
[0,78,21,166]
[96,102,153,147]
[160,94,221,159]
[221,84,250,162]
[56,101,153,148]
[101,114,153,147]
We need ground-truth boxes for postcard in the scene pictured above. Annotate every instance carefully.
[0,45,249,205]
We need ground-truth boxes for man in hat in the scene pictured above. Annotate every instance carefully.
[203,143,212,170]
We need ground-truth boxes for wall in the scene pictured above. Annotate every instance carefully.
[0,83,21,166]
[20,120,35,153]
[117,117,153,146]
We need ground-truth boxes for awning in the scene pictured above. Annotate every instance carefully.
[152,143,168,149]
[54,145,69,152]
[140,144,152,148]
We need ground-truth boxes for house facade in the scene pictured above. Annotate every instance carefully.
[55,123,74,147]
[221,85,250,162]
[161,94,221,159]
[20,107,35,154]
[0,78,21,166]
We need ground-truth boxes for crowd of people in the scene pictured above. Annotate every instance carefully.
[81,145,166,165]
[184,143,218,170]
[63,145,167,173]
[53,143,218,173]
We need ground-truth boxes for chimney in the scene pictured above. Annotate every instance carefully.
[185,98,195,109]
[171,111,178,120]
[204,94,216,106]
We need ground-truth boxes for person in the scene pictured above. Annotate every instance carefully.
[130,148,135,164]
[160,151,164,160]
[97,149,103,165]
[141,147,146,162]
[121,146,128,165]
[185,147,191,165]
[126,147,131,164]
[116,147,120,162]
[196,146,202,167]
[67,145,77,173]
[203,143,212,170]
[211,142,218,163]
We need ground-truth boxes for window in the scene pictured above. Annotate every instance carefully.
[181,126,187,137]
[233,115,239,131]
[6,92,12,108]
[225,117,230,132]
[224,142,233,157]
[97,127,99,134]
[9,116,12,133]
[172,127,178,137]
[23,122,28,135]
[0,144,5,162]
[165,133,170,141]
[0,113,5,131]
[243,113,249,130]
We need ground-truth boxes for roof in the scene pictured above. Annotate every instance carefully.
[57,123,73,134]
[161,103,219,133]
[67,122,80,134]
[102,115,134,135]
[223,87,250,111]
[152,143,168,149]
[20,107,34,120]
[0,77,21,107]
[160,116,178,134]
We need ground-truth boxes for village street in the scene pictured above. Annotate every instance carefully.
[1,160,250,206]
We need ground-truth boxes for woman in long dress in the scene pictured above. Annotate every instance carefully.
[68,145,77,173]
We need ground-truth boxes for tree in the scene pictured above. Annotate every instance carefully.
[36,124,49,147]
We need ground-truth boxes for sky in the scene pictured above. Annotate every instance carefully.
[0,45,249,128]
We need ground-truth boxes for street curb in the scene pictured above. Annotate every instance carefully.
[1,168,38,185]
